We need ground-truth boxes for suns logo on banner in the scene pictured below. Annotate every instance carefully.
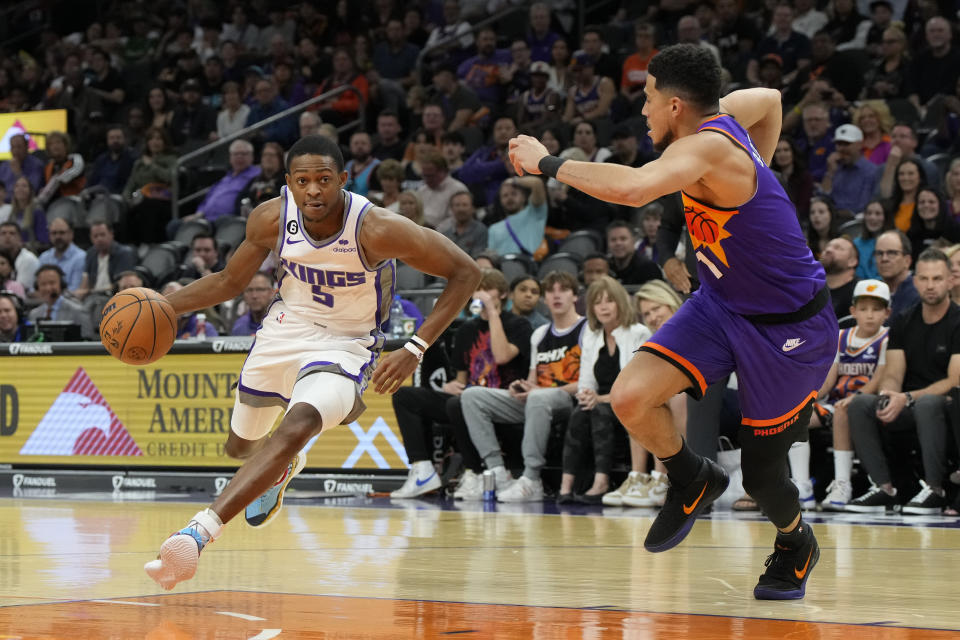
[19,367,142,457]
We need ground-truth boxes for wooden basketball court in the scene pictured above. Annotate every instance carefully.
[0,496,957,639]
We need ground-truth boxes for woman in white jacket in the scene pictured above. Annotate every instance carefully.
[602,279,687,508]
[558,276,651,503]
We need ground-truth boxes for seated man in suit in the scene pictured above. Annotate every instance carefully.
[28,265,93,339]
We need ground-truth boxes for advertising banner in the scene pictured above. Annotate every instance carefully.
[0,351,410,470]
[0,109,68,159]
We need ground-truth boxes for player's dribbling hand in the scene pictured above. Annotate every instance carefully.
[508,135,549,176]
[371,349,420,394]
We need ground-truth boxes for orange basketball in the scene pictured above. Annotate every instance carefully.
[100,287,176,365]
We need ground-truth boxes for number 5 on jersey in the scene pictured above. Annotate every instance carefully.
[312,285,334,307]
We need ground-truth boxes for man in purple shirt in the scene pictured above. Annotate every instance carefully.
[168,139,259,238]
[0,134,45,199]
[526,2,561,63]
[457,27,512,108]
[231,272,275,335]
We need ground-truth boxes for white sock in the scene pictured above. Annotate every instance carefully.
[788,441,811,484]
[188,508,223,543]
[833,449,854,484]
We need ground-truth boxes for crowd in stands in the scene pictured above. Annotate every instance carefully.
[0,0,958,513]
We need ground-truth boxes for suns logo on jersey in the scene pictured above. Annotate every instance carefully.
[681,194,738,268]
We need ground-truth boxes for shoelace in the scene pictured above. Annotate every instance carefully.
[856,484,885,502]
[912,482,934,504]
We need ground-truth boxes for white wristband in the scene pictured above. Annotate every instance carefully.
[402,342,424,362]
[410,334,429,350]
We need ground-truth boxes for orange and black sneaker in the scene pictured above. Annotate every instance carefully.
[754,522,820,600]
[643,458,729,553]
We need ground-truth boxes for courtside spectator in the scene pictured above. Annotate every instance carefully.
[807,196,841,259]
[216,81,251,139]
[908,188,960,262]
[247,78,296,147]
[415,150,468,228]
[878,124,941,197]
[559,277,651,504]
[461,271,587,502]
[345,132,380,198]
[821,236,860,318]
[393,269,532,499]
[0,293,25,342]
[508,275,549,330]
[563,54,615,125]
[372,110,406,162]
[180,234,224,281]
[846,249,960,515]
[460,117,516,207]
[888,159,927,232]
[122,127,176,245]
[37,132,85,205]
[38,218,85,291]
[7,177,48,247]
[29,265,93,339]
[0,222,38,294]
[0,250,26,300]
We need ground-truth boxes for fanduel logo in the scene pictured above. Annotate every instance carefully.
[112,475,157,490]
[19,367,142,457]
[323,479,374,494]
[12,474,55,488]
[211,338,253,353]
[9,343,53,355]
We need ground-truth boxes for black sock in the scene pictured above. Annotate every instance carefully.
[658,439,702,487]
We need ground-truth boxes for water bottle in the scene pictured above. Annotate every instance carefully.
[469,298,483,316]
[389,296,406,339]
[195,313,207,340]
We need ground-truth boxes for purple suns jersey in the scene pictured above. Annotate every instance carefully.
[682,114,825,315]
[830,327,889,401]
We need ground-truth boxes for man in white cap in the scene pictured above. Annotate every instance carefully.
[821,123,880,214]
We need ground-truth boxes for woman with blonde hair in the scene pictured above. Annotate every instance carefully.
[397,190,424,226]
[370,159,404,211]
[8,176,48,247]
[942,244,960,304]
[853,100,893,165]
[598,279,686,507]
[559,276,651,503]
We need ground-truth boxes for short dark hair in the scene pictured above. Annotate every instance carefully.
[192,232,217,249]
[916,247,949,268]
[648,44,722,111]
[584,252,610,264]
[378,109,400,122]
[606,220,635,237]
[286,135,345,172]
[0,221,21,234]
[510,275,540,292]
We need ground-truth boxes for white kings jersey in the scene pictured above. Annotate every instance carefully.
[274,186,395,353]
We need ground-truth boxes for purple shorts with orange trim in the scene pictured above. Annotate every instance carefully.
[638,287,837,427]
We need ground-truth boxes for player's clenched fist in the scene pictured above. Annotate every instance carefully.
[508,135,550,176]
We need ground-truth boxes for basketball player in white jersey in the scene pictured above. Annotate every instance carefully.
[145,135,480,590]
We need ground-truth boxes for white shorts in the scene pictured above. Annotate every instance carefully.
[236,299,377,423]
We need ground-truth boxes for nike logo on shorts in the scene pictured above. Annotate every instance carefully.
[782,338,806,352]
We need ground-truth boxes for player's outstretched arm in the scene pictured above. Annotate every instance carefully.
[718,88,783,165]
[361,207,481,393]
[164,199,277,316]
[508,133,718,208]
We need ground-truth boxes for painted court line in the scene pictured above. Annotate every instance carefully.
[217,611,266,621]
[89,599,160,607]
[247,630,281,640]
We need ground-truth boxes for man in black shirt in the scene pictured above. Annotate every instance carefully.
[846,249,960,515]
[390,269,532,498]
[372,111,406,162]
[606,221,661,285]
[822,236,859,320]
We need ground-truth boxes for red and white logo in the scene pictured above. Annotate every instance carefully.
[19,367,142,457]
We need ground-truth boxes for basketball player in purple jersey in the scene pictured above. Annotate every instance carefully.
[510,44,837,600]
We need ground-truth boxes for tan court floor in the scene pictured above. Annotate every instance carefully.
[0,497,957,639]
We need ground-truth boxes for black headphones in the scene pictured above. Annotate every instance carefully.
[0,291,23,325]
[34,264,68,293]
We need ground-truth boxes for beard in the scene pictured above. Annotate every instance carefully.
[352,151,369,163]
[922,290,949,307]
[653,128,675,153]
[821,256,844,275]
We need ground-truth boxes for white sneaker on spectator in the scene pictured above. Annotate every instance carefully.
[603,471,648,507]
[390,460,441,498]
[497,476,544,502]
[820,479,852,511]
[623,471,668,507]
[793,478,815,510]
[453,469,482,500]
